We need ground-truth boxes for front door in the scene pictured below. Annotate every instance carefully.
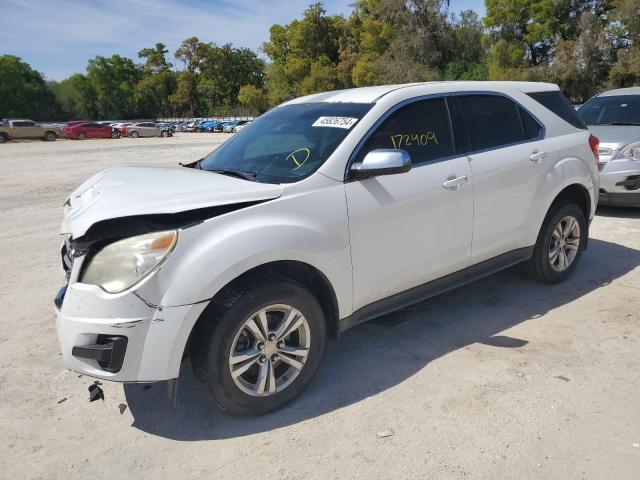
[345,97,474,311]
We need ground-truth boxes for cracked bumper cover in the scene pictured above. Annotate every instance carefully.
[55,281,205,382]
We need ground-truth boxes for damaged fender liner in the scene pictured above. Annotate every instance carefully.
[70,200,267,255]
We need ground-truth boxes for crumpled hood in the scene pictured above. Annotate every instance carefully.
[589,125,640,150]
[61,164,282,237]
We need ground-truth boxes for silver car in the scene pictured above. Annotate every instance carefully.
[578,87,640,207]
[126,122,170,138]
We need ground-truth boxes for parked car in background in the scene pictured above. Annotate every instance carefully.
[577,86,640,207]
[122,122,172,138]
[62,122,116,140]
[213,121,232,132]
[222,120,242,133]
[232,120,252,132]
[0,119,60,143]
[199,120,222,132]
[55,81,597,416]
[186,120,205,132]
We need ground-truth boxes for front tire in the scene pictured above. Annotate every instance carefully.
[130,131,139,138]
[191,280,326,415]
[0,133,8,143]
[43,131,56,141]
[77,132,86,140]
[523,199,587,283]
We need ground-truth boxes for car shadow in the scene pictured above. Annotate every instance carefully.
[124,238,640,440]
[596,205,640,219]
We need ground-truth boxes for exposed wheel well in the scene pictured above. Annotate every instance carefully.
[550,184,591,248]
[185,261,340,357]
[555,184,590,221]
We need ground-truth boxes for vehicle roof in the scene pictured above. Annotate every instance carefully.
[284,81,560,105]
[598,86,640,97]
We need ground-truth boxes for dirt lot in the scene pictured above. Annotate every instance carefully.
[1,134,639,479]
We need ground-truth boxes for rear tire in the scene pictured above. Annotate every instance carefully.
[111,130,120,139]
[191,279,326,416]
[161,130,168,137]
[43,131,56,141]
[0,133,8,143]
[77,133,86,140]
[523,199,587,283]
[130,131,139,138]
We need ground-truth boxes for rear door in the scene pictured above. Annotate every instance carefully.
[345,97,474,310]
[454,94,551,262]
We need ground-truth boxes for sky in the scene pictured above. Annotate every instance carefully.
[0,0,486,81]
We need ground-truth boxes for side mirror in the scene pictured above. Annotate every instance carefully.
[350,149,412,180]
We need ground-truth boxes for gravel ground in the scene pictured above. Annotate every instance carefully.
[0,134,639,479]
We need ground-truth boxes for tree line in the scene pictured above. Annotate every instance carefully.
[1,0,638,121]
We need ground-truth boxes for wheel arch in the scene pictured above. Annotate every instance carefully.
[554,183,591,221]
[183,259,340,361]
[544,182,592,249]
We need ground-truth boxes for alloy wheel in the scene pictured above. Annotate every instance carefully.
[228,304,311,397]
[549,215,580,272]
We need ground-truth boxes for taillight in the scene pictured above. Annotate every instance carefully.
[589,134,600,167]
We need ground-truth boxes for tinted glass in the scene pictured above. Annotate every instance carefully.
[519,106,543,139]
[459,95,525,150]
[528,91,587,129]
[201,102,373,183]
[577,94,640,126]
[14,121,35,127]
[356,98,454,166]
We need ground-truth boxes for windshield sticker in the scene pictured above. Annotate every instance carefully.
[287,147,311,170]
[312,116,358,129]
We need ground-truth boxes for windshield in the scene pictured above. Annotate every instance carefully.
[578,95,640,125]
[200,102,373,183]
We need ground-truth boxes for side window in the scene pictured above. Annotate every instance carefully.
[356,98,454,166]
[459,95,526,151]
[14,121,34,127]
[519,106,543,139]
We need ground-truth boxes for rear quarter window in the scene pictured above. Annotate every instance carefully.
[527,91,587,129]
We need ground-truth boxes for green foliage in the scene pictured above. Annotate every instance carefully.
[3,1,640,119]
[86,55,142,119]
[0,55,59,119]
[238,84,269,113]
[263,3,345,102]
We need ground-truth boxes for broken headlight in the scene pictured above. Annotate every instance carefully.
[80,230,178,293]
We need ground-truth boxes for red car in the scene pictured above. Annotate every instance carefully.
[62,122,116,140]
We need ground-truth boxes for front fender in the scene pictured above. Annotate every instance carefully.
[136,180,353,316]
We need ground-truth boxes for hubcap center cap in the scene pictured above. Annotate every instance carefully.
[263,341,277,356]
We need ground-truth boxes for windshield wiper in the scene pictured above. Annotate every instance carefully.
[611,122,640,126]
[210,168,257,181]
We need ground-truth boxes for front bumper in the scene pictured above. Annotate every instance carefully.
[54,281,200,382]
[598,191,640,207]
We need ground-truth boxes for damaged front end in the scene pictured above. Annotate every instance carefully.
[55,164,282,382]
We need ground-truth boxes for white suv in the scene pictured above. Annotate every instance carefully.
[55,81,599,415]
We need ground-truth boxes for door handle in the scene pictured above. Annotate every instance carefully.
[530,151,548,163]
[442,175,469,190]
